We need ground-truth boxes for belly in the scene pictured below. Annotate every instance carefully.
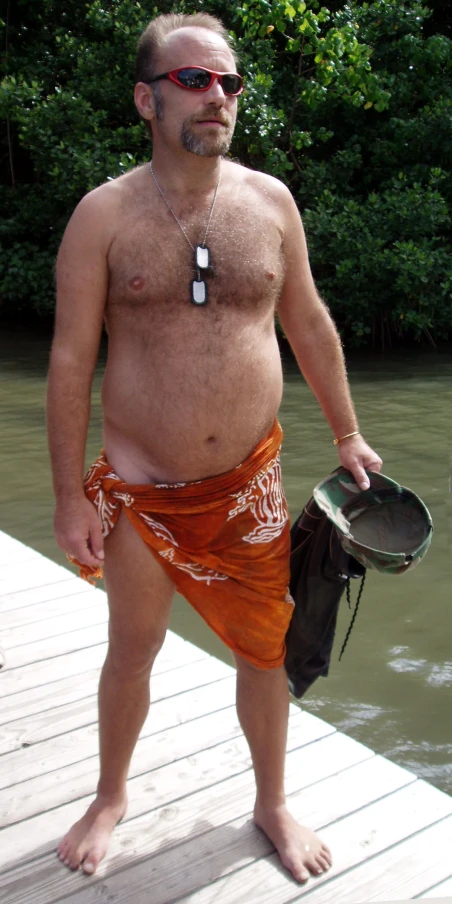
[101,319,284,483]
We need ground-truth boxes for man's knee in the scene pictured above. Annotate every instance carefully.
[233,651,261,672]
[106,627,166,678]
[233,651,287,682]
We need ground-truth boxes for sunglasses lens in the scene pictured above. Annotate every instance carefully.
[174,68,243,95]
[222,74,243,95]
[177,68,211,89]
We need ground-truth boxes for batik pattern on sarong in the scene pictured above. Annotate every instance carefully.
[69,421,294,669]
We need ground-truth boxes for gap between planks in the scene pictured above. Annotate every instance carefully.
[1,755,437,904]
[1,730,381,903]
[0,709,330,869]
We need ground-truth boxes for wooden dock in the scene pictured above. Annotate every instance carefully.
[1,528,451,903]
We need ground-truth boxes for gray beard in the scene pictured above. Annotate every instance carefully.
[180,122,233,158]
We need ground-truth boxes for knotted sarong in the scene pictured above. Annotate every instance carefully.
[71,420,294,669]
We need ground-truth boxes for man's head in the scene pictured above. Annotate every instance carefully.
[134,13,240,158]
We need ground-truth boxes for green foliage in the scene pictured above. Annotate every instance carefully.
[303,171,452,345]
[1,0,452,346]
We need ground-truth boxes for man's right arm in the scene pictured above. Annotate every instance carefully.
[47,187,113,567]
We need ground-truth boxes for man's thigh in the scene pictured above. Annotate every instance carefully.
[103,511,175,664]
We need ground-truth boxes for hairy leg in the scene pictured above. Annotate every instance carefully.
[57,513,174,874]
[234,654,332,883]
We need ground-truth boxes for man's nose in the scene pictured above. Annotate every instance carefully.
[204,76,227,102]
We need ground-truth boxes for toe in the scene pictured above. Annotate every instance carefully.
[282,850,310,884]
[307,854,322,875]
[57,841,67,859]
[297,866,310,883]
[81,844,104,875]
[82,860,96,875]
[314,854,330,874]
[64,846,84,871]
[291,862,310,884]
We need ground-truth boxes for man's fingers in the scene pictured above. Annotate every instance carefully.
[54,499,104,566]
[337,438,383,489]
[351,455,384,489]
[58,529,103,566]
[89,519,104,560]
[66,541,102,567]
[354,467,370,491]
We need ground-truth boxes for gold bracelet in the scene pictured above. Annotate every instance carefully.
[333,430,360,446]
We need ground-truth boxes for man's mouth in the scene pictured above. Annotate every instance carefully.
[195,119,227,126]
[193,113,230,127]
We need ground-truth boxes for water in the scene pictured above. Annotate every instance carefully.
[1,325,451,793]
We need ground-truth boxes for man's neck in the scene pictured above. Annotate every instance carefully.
[149,148,223,196]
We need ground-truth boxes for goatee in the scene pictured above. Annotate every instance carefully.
[181,113,233,158]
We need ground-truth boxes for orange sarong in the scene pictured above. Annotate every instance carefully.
[72,420,294,669]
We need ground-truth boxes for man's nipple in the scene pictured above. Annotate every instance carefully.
[130,276,145,291]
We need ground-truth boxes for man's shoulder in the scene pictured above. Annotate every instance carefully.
[81,164,147,207]
[70,165,148,237]
[225,160,294,206]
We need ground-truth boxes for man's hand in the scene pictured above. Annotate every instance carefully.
[336,435,383,491]
[54,495,104,567]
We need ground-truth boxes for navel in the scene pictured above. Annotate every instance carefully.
[129,276,145,291]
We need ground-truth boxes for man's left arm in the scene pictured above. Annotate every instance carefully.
[277,187,382,490]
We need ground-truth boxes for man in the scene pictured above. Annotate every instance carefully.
[47,11,382,884]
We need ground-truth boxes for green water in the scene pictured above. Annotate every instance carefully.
[1,325,451,793]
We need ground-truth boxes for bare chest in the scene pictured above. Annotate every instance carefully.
[106,197,284,317]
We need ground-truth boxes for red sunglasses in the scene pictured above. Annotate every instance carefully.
[148,66,244,97]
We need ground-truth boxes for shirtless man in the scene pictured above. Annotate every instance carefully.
[47,11,382,885]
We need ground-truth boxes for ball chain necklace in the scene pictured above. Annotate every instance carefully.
[149,162,221,306]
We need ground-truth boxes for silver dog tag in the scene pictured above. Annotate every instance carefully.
[191,279,207,305]
[196,245,210,270]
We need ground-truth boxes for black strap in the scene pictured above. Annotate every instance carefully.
[338,572,366,661]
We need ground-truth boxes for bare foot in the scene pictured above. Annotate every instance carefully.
[57,793,127,875]
[254,802,332,883]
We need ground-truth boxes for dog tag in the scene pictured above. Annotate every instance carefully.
[196,245,210,270]
[191,279,208,305]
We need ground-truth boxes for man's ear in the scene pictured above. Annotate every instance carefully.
[134,82,156,124]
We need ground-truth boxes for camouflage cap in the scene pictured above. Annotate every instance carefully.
[313,468,433,575]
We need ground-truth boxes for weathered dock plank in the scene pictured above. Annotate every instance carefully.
[1,586,106,629]
[2,594,106,641]
[0,576,94,614]
[169,782,452,904]
[0,655,231,728]
[0,530,43,567]
[0,659,234,755]
[0,710,323,870]
[0,556,76,597]
[293,814,452,903]
[1,532,451,904]
[0,631,207,697]
[417,874,452,898]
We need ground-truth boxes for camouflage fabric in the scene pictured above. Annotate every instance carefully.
[313,468,433,575]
